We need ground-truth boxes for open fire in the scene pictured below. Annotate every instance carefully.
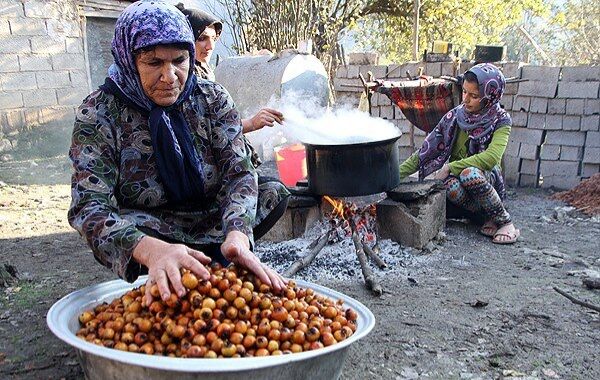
[284,195,386,296]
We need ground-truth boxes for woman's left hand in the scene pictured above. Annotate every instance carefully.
[220,231,287,292]
[434,164,450,180]
[244,108,284,133]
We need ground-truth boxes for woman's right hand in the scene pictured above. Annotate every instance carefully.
[132,236,212,306]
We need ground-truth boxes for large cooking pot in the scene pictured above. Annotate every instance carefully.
[304,135,401,197]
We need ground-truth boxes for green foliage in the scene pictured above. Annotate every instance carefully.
[351,0,548,63]
[550,0,600,65]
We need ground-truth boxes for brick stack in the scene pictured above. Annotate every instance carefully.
[0,0,89,156]
[334,61,598,189]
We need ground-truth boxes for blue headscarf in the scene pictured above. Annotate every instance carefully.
[106,0,204,204]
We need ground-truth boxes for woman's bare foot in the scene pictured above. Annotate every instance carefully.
[479,220,497,237]
[492,223,520,244]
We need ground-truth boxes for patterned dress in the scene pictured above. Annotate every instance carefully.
[68,80,290,282]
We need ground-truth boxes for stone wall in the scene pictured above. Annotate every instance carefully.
[334,60,599,190]
[0,0,89,158]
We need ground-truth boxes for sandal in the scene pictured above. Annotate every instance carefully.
[492,229,520,245]
[479,221,497,237]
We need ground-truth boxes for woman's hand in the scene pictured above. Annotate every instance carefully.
[433,163,451,180]
[242,108,284,133]
[133,236,212,306]
[221,231,286,292]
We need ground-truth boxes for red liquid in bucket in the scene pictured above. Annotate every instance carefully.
[274,144,307,187]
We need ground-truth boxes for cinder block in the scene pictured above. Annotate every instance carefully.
[57,87,91,106]
[24,107,42,127]
[460,62,474,73]
[425,62,442,77]
[36,71,71,89]
[540,144,560,160]
[46,19,80,38]
[379,105,394,120]
[0,2,24,18]
[333,77,361,92]
[540,160,580,176]
[386,62,422,80]
[530,97,548,113]
[3,109,25,132]
[0,19,10,35]
[519,174,539,187]
[510,126,545,145]
[69,70,88,88]
[557,82,599,99]
[22,88,57,107]
[562,115,581,131]
[511,111,528,127]
[586,131,600,147]
[40,106,75,123]
[527,113,545,129]
[377,191,446,250]
[348,52,378,65]
[561,66,600,82]
[0,91,23,109]
[585,99,600,115]
[65,37,83,54]
[560,146,582,161]
[512,95,530,111]
[30,36,65,54]
[441,62,455,76]
[335,65,348,79]
[520,159,540,175]
[499,62,523,78]
[336,91,361,107]
[503,155,520,185]
[521,66,561,82]
[398,146,416,162]
[505,139,520,157]
[24,0,62,18]
[9,18,46,36]
[548,98,566,114]
[541,175,581,190]
[346,65,360,79]
[519,143,539,160]
[504,82,519,95]
[18,54,52,71]
[393,119,413,134]
[0,72,37,90]
[0,54,19,73]
[582,163,600,177]
[52,53,86,71]
[261,201,320,242]
[545,131,586,146]
[583,147,600,164]
[359,65,387,80]
[0,36,32,54]
[545,114,563,130]
[517,80,558,98]
[500,94,513,110]
[581,116,600,131]
[566,99,585,115]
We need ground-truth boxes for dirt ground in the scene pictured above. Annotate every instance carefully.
[0,156,598,380]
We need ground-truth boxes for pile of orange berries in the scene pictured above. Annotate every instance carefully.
[76,264,358,358]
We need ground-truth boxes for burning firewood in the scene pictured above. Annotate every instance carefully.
[362,241,388,269]
[351,232,383,296]
[284,230,332,277]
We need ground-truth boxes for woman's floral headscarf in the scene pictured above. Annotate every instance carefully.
[105,0,206,205]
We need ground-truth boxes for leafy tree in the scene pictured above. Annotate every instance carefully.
[549,0,599,65]
[351,0,548,63]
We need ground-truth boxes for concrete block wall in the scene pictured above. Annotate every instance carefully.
[0,0,89,157]
[335,59,599,189]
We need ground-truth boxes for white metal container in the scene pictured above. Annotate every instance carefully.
[47,277,375,380]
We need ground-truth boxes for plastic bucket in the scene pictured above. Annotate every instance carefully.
[274,143,307,187]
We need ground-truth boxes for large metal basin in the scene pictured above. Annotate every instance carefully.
[47,277,375,380]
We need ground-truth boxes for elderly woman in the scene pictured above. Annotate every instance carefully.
[176,3,284,136]
[68,1,290,305]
